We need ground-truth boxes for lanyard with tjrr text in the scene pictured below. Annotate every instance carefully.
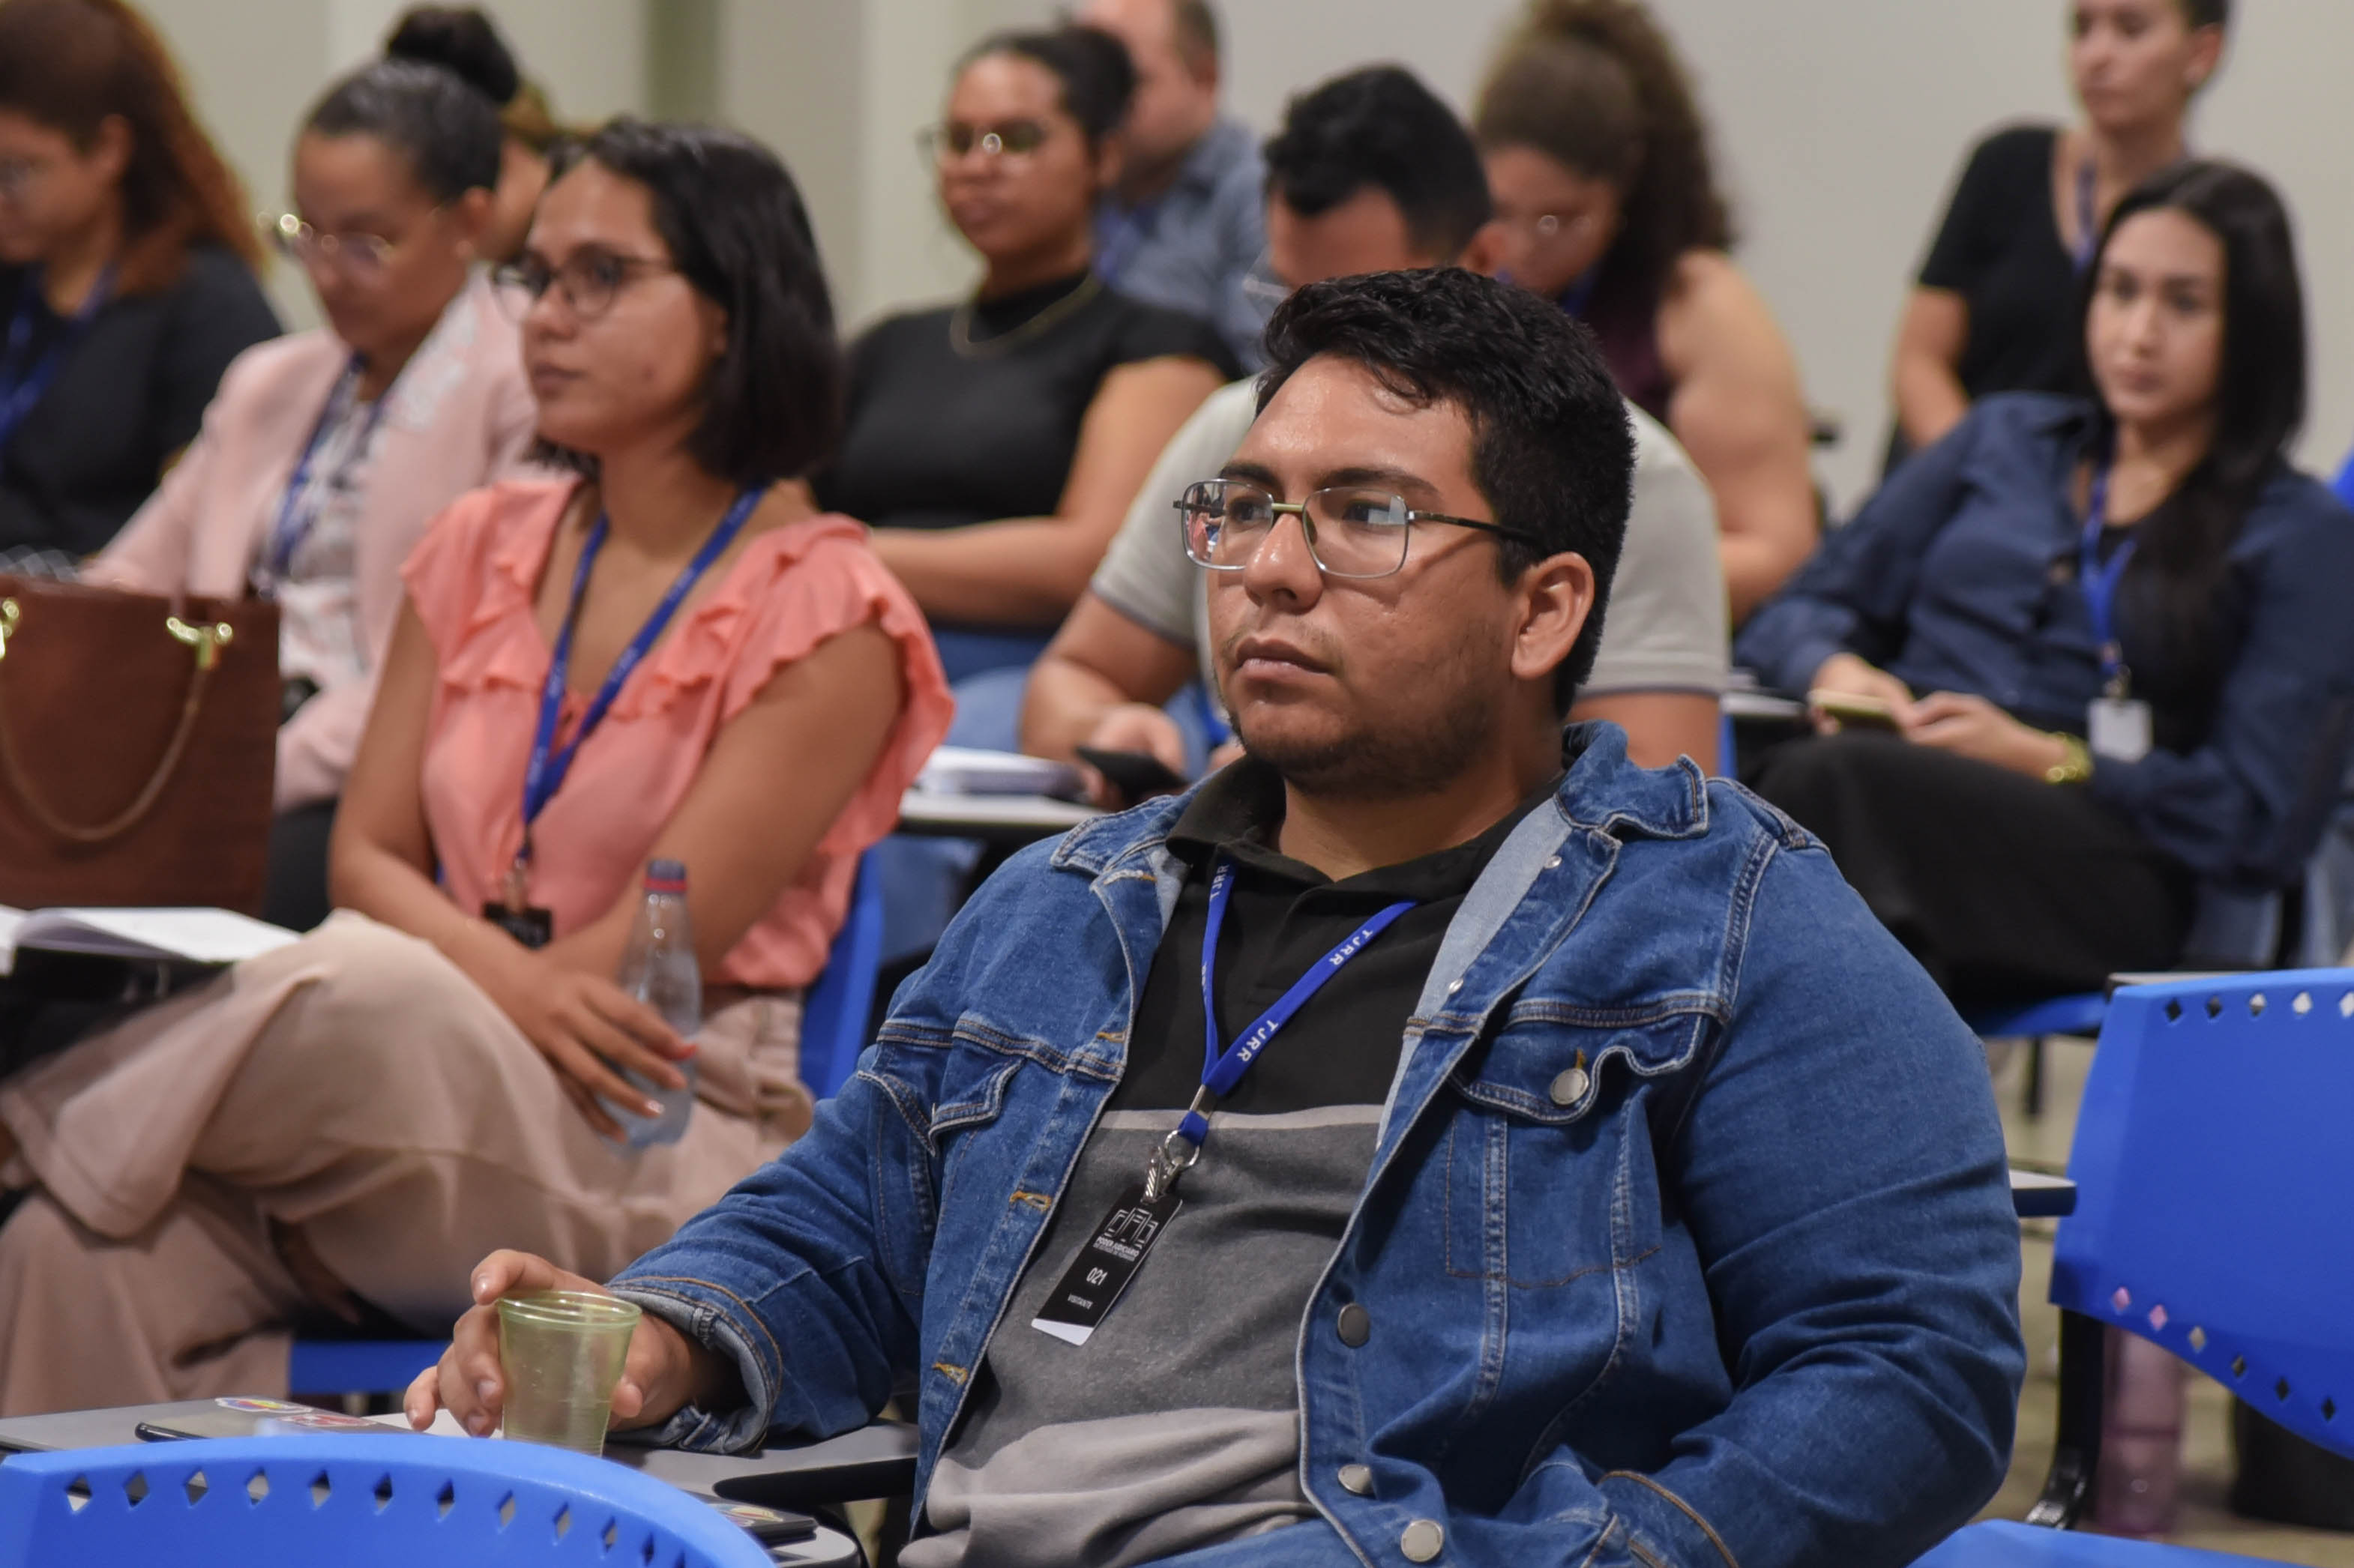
[1143,858,1416,1201]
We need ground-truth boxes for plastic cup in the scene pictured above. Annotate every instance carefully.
[496,1289,642,1456]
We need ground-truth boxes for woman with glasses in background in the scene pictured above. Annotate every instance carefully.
[814,23,1235,690]
[0,0,279,562]
[91,58,536,931]
[1471,0,1815,624]
[0,119,951,1418]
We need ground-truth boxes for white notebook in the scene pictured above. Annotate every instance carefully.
[914,746,1085,800]
[0,906,301,976]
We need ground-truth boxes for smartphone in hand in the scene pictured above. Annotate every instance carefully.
[1077,745,1190,802]
[1806,690,1903,732]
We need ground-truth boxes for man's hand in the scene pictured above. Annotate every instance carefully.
[1807,652,1916,734]
[405,1250,736,1438]
[1903,692,2068,779]
[1077,702,1190,807]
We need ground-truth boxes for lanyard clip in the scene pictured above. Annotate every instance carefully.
[503,847,533,914]
[1143,1088,1214,1202]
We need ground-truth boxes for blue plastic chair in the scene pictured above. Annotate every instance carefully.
[1920,970,2354,1564]
[290,851,888,1398]
[796,848,886,1100]
[1919,1520,2294,1567]
[0,1432,770,1567]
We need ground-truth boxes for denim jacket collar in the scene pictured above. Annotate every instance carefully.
[1052,722,1709,882]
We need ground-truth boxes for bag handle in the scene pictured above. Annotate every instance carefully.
[0,596,237,845]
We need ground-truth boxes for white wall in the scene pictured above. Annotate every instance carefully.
[750,0,2354,506]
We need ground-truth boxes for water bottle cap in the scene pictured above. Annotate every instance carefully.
[644,857,687,892]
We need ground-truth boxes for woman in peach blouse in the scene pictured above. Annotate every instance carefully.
[0,121,952,1414]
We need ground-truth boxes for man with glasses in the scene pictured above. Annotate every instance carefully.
[1077,0,1266,367]
[1021,65,1728,792]
[426,269,2025,1568]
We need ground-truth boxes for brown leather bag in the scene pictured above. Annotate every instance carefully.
[0,576,279,914]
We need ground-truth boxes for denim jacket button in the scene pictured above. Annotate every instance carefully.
[1400,1519,1445,1561]
[1548,1066,1590,1107]
[1445,978,1463,995]
[1337,1463,1373,1496]
[1336,1303,1371,1347]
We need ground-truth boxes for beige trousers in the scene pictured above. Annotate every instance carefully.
[0,911,807,1415]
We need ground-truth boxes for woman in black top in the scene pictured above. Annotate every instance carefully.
[1888,0,2225,463]
[816,25,1233,685]
[0,0,280,559]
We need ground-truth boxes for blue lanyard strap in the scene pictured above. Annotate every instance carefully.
[517,486,765,849]
[1178,859,1415,1148]
[263,357,393,584]
[2078,460,2138,695]
[0,263,114,452]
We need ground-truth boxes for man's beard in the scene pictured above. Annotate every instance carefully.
[1230,630,1508,802]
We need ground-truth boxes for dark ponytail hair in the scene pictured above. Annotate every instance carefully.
[304,58,503,203]
[961,24,1136,149]
[2083,159,2302,704]
[383,5,521,107]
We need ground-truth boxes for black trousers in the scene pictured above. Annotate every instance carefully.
[1747,732,2195,1012]
[264,798,338,933]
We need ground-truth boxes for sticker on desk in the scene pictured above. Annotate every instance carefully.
[216,1397,313,1414]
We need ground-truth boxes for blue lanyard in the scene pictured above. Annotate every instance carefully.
[516,486,765,856]
[1176,859,1415,1148]
[262,358,394,585]
[0,264,114,453]
[2078,460,2138,696]
[2073,157,2100,274]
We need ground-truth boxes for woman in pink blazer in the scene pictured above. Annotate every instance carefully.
[91,58,538,927]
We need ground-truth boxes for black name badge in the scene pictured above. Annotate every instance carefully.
[1031,1182,1182,1346]
[483,902,554,950]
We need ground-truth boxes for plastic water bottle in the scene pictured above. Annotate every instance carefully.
[609,858,700,1148]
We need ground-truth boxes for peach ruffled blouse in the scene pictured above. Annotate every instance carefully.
[403,480,953,989]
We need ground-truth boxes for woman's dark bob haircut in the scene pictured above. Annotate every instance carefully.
[536,119,843,486]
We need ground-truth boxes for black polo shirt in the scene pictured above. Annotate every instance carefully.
[0,246,281,557]
[1116,756,1551,1115]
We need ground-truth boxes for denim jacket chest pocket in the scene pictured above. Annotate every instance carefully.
[1438,1004,1709,1291]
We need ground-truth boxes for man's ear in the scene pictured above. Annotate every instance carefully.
[1511,552,1595,692]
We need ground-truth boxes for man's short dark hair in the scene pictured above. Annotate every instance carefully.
[537,119,842,486]
[1261,66,1492,264]
[1256,268,1634,710]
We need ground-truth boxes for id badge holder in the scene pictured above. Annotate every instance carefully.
[1031,1181,1182,1346]
[487,856,554,950]
[2087,697,2152,764]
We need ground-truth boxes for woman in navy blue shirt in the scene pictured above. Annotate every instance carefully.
[1737,161,2354,1009]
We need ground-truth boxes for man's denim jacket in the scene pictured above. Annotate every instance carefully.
[615,727,2027,1568]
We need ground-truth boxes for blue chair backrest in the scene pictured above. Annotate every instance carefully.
[0,1432,771,1567]
[2054,969,2354,1459]
[798,849,885,1101]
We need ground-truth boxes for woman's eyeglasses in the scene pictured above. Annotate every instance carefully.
[1177,478,1544,580]
[262,212,401,281]
[493,252,678,321]
[918,118,1052,166]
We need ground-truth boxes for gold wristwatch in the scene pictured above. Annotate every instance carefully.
[2045,734,2093,785]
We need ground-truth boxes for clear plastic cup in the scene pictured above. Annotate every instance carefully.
[495,1289,642,1456]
